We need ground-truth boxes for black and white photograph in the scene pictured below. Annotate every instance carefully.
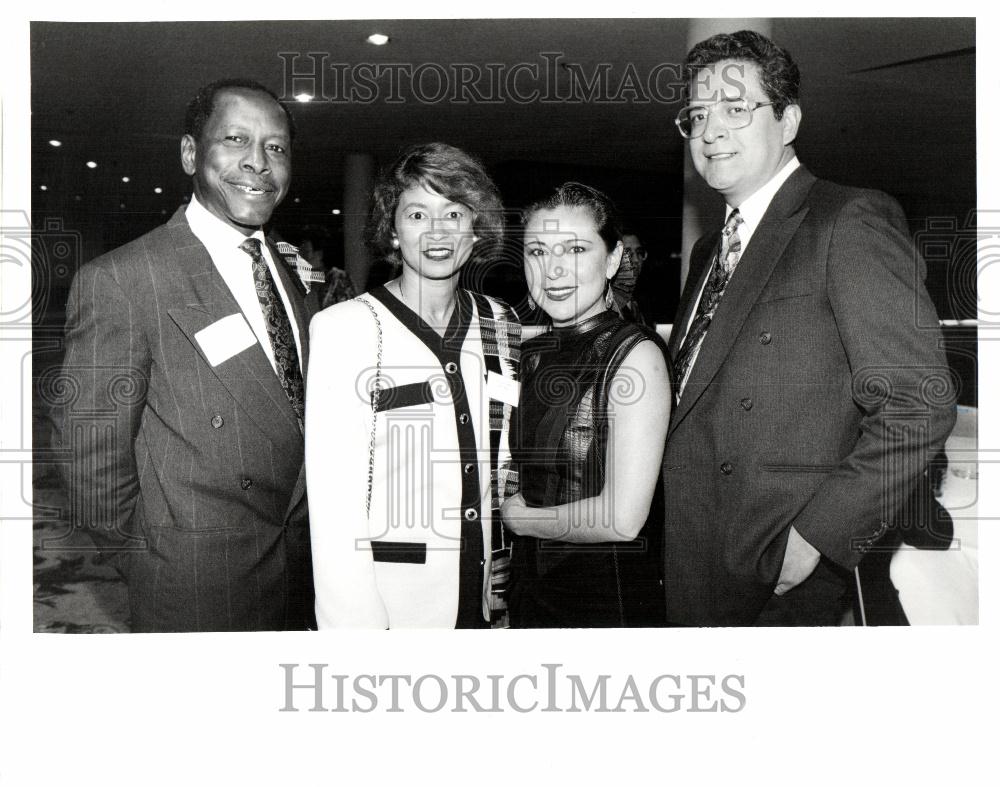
[1,4,996,784]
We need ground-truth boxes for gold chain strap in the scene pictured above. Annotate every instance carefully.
[357,296,382,517]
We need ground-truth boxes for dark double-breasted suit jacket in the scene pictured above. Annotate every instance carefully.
[53,206,316,632]
[662,167,956,626]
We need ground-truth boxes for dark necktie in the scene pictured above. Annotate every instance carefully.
[240,238,305,431]
[673,209,744,399]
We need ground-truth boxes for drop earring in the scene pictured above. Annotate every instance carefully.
[605,283,616,309]
[391,237,400,248]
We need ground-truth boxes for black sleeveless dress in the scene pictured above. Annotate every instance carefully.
[508,311,667,628]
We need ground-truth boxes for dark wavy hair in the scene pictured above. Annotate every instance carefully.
[183,78,296,143]
[367,142,504,265]
[521,181,623,253]
[683,30,800,119]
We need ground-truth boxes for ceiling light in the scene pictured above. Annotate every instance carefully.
[366,33,390,46]
[154,187,163,194]
[293,197,300,203]
[40,185,48,191]
[86,160,97,169]
[48,139,62,147]
[122,176,130,183]
[331,209,341,215]
[294,93,313,103]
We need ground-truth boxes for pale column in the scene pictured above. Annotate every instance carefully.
[343,152,375,292]
[680,19,773,290]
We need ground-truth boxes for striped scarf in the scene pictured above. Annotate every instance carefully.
[275,240,326,294]
[469,292,521,626]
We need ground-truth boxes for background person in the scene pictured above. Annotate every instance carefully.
[294,224,359,309]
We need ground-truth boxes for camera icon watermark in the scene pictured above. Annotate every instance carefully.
[1,210,82,327]
[914,210,998,327]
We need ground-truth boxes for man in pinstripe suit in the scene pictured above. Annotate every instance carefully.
[52,79,316,631]
[662,32,955,626]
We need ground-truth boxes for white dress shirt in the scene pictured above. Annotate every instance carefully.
[678,156,801,350]
[185,194,303,373]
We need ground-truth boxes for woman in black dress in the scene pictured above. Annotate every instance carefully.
[502,182,672,627]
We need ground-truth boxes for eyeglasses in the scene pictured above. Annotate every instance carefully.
[674,98,775,139]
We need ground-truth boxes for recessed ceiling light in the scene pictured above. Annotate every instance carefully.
[294,197,301,203]
[366,33,390,46]
[48,139,62,147]
[122,176,130,183]
[86,161,98,169]
[120,203,126,209]
[294,93,314,103]
[40,185,48,191]
[154,187,163,194]
[331,209,342,215]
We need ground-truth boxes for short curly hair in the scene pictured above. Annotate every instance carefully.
[683,30,800,119]
[183,78,296,143]
[367,142,504,265]
[521,181,623,253]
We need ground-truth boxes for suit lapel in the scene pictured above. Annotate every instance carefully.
[670,167,817,433]
[161,207,303,447]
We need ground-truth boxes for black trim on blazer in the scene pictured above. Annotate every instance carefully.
[373,381,435,412]
[369,285,486,628]
[371,541,428,564]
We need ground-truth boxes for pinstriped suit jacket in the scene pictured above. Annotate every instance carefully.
[661,167,956,626]
[53,206,316,632]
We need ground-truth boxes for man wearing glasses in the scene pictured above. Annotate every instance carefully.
[660,30,955,625]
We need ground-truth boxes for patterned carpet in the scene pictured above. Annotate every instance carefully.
[33,340,131,633]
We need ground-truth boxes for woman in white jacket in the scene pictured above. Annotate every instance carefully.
[306,142,520,628]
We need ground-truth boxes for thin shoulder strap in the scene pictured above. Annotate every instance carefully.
[356,296,382,517]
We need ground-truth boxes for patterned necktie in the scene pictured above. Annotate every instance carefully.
[240,238,305,431]
[673,209,744,400]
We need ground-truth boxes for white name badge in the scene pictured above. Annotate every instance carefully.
[486,371,520,407]
[194,313,257,367]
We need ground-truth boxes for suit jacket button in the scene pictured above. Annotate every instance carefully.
[240,478,252,490]
[445,361,459,374]
[211,415,224,428]
[464,508,478,521]
[740,398,753,411]
[759,332,772,345]
[720,462,734,475]
[458,413,470,425]
[464,463,475,474]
